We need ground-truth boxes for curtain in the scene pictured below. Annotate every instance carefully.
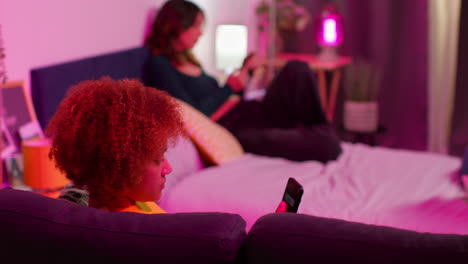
[428,0,461,154]
[450,1,468,157]
[338,0,429,151]
[262,0,429,151]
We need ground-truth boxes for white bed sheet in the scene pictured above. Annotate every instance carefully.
[160,143,468,234]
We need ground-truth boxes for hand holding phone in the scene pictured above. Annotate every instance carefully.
[275,201,287,213]
[280,177,304,213]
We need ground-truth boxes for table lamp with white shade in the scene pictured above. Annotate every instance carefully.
[215,24,248,75]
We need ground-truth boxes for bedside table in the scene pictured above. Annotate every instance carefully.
[276,53,352,122]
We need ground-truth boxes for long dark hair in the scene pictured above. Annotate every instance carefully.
[145,0,203,66]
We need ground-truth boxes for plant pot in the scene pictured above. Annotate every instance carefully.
[343,101,379,133]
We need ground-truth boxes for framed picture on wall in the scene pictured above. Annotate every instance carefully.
[0,81,41,154]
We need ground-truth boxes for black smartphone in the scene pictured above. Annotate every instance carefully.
[281,177,304,213]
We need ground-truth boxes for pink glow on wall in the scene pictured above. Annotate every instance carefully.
[0,0,165,93]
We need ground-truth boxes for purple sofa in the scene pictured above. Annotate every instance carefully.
[2,188,468,263]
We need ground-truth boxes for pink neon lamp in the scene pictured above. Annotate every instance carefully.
[316,4,343,61]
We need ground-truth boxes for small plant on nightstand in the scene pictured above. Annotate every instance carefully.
[343,59,380,133]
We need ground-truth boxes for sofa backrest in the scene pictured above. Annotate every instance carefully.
[244,213,468,264]
[0,188,246,263]
[3,188,468,263]
[30,46,149,128]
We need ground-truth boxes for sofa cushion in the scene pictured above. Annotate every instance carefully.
[244,213,468,264]
[0,188,246,263]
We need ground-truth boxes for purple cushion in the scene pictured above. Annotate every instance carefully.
[0,188,246,263]
[244,213,468,264]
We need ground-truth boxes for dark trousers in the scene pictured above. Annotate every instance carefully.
[219,60,342,163]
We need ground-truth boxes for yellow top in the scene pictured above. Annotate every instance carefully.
[118,201,167,214]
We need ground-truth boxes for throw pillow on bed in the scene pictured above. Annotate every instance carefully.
[176,99,244,165]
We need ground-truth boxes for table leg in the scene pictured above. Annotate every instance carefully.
[327,69,342,121]
[317,70,327,112]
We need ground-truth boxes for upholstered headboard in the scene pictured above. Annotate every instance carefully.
[30,46,149,128]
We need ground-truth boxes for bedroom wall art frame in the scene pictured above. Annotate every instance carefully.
[0,81,40,154]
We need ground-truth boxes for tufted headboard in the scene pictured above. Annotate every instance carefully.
[30,46,149,128]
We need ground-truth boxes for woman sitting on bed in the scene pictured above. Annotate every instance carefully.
[142,0,342,163]
[47,77,185,214]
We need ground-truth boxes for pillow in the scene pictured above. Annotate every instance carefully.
[164,136,204,192]
[176,99,244,165]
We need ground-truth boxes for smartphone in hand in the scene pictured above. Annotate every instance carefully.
[281,177,304,213]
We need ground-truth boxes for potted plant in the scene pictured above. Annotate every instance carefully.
[343,59,380,133]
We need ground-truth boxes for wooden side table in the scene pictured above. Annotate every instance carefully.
[276,53,351,122]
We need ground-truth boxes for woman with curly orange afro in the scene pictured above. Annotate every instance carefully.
[46,77,185,213]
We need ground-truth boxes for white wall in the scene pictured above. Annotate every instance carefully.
[0,0,165,89]
[0,0,260,93]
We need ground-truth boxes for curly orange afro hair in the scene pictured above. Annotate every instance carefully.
[46,77,185,209]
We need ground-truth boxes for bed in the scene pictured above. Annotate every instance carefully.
[30,47,468,235]
[162,136,468,233]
